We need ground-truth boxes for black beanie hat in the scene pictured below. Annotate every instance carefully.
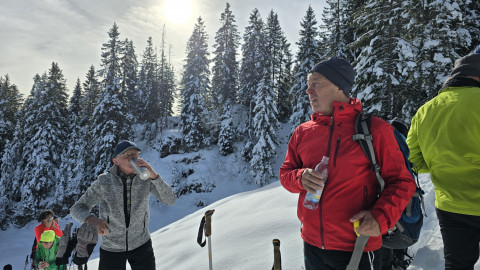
[113,140,141,158]
[309,57,356,96]
[448,53,480,81]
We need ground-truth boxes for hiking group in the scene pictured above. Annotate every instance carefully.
[23,52,479,270]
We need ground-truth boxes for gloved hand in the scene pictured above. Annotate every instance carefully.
[73,222,98,265]
[55,222,75,265]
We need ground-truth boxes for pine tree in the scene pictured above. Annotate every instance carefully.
[405,0,471,117]
[92,23,131,176]
[218,103,235,156]
[265,10,293,123]
[56,79,86,212]
[157,26,176,131]
[0,75,23,164]
[21,63,69,220]
[352,0,414,119]
[122,39,139,123]
[211,3,240,144]
[289,6,321,129]
[138,37,160,139]
[239,9,268,139]
[181,17,210,151]
[250,60,278,187]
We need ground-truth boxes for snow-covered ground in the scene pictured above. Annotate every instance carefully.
[1,173,480,269]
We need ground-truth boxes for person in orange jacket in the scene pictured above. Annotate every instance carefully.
[34,210,62,248]
[280,57,416,270]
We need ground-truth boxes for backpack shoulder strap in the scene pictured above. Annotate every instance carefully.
[352,111,385,193]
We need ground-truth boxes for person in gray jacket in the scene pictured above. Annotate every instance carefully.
[70,140,176,270]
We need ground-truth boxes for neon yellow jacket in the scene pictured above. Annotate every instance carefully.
[407,86,480,216]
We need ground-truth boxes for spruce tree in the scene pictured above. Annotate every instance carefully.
[265,10,293,123]
[157,26,176,131]
[352,0,414,119]
[122,39,139,123]
[0,75,23,163]
[289,6,321,129]
[92,23,131,176]
[21,63,69,220]
[181,17,210,151]
[218,103,235,156]
[56,79,86,212]
[212,3,240,146]
[138,37,160,139]
[239,9,267,139]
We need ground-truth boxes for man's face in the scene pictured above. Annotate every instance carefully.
[306,72,346,115]
[42,215,53,227]
[113,149,140,175]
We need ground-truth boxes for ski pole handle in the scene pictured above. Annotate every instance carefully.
[272,239,282,270]
[204,209,215,237]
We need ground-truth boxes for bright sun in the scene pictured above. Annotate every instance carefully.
[162,0,193,24]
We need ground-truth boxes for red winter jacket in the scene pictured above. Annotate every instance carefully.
[280,99,416,252]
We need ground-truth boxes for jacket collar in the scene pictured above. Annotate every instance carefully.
[310,98,362,122]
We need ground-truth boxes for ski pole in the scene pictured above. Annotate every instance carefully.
[272,239,282,270]
[204,210,215,270]
[24,255,28,270]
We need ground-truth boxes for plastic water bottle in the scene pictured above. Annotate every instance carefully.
[129,158,151,180]
[303,156,329,210]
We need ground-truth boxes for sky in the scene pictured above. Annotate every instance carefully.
[0,0,326,97]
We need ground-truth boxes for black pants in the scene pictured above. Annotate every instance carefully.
[99,239,156,270]
[304,241,381,270]
[436,208,480,270]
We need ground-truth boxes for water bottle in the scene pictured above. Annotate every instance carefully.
[303,156,329,210]
[129,158,151,180]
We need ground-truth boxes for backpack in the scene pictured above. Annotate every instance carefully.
[352,112,425,249]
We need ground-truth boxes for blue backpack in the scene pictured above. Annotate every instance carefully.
[353,112,425,249]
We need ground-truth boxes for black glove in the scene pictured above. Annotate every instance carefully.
[73,222,98,265]
[55,222,76,265]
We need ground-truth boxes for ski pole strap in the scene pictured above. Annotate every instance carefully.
[346,235,369,270]
[272,239,282,270]
[197,209,215,247]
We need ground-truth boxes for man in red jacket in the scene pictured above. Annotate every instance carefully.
[280,57,416,270]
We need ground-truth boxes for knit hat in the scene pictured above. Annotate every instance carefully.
[113,140,141,158]
[448,53,480,81]
[40,230,55,242]
[309,57,356,96]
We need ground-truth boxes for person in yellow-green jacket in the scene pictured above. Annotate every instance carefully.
[35,230,65,270]
[407,52,480,270]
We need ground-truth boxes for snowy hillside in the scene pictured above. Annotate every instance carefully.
[2,172,480,269]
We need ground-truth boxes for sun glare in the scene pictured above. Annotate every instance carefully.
[162,0,192,24]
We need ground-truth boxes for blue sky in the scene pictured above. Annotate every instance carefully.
[0,0,325,97]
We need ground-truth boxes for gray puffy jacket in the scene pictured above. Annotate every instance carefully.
[70,165,176,252]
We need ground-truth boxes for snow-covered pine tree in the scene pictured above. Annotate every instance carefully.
[157,26,176,131]
[0,75,44,227]
[92,23,131,176]
[0,75,23,164]
[56,79,86,213]
[218,102,235,156]
[212,3,240,145]
[265,10,293,123]
[352,0,414,119]
[122,39,139,123]
[239,9,268,140]
[181,17,210,151]
[404,0,471,117]
[78,66,101,192]
[138,37,160,140]
[250,55,279,187]
[289,6,321,130]
[21,62,69,221]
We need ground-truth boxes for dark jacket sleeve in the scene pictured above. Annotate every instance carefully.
[369,118,417,234]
